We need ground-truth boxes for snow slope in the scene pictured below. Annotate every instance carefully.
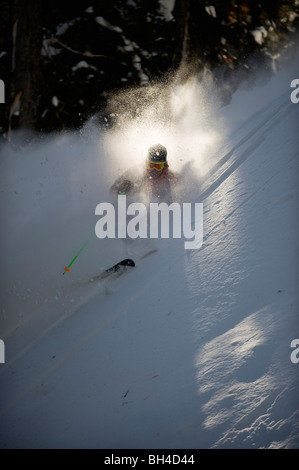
[0,55,299,449]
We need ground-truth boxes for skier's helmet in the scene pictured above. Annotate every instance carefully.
[147,144,167,163]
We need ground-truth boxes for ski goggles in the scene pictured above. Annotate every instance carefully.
[147,160,165,171]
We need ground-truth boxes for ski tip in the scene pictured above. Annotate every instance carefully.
[120,259,135,267]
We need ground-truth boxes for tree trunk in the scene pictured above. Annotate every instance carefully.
[173,0,220,78]
[8,0,42,133]
[172,0,215,80]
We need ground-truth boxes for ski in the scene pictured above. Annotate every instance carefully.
[84,259,135,285]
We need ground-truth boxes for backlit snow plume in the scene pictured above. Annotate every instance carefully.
[102,71,224,186]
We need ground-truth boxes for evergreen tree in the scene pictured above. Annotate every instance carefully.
[0,0,298,135]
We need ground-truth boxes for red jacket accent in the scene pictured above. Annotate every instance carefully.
[143,164,178,195]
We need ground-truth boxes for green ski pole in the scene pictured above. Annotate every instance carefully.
[63,229,95,275]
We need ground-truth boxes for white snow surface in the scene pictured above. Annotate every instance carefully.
[0,57,299,449]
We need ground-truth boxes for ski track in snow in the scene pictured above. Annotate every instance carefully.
[0,65,299,448]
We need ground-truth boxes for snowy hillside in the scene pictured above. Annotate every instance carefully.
[0,55,299,449]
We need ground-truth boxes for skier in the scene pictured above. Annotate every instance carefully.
[143,143,178,197]
[110,143,177,198]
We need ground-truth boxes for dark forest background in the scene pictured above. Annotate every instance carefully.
[0,0,298,137]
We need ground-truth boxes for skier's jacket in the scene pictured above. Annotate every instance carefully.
[110,163,178,197]
[143,163,177,196]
